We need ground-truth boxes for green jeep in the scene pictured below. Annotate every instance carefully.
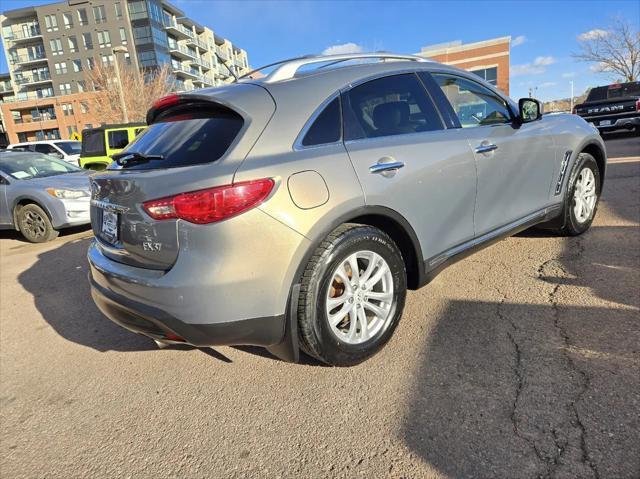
[79,123,147,170]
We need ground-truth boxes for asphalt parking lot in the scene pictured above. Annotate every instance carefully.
[1,134,638,478]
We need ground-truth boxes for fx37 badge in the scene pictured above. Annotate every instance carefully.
[142,242,162,252]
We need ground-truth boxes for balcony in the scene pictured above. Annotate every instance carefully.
[5,26,42,43]
[0,83,13,94]
[172,63,199,80]
[14,71,52,86]
[215,47,229,62]
[9,52,47,67]
[163,18,193,40]
[168,43,196,60]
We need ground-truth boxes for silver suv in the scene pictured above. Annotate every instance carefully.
[88,53,606,366]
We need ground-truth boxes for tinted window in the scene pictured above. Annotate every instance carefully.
[82,129,106,157]
[607,81,640,99]
[114,106,244,170]
[433,74,512,128]
[34,144,57,155]
[344,74,443,141]
[55,141,81,154]
[302,97,341,147]
[108,130,130,149]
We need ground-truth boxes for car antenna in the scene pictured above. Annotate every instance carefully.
[214,53,238,83]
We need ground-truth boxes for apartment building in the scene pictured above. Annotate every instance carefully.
[417,36,511,95]
[0,0,250,144]
[0,73,13,146]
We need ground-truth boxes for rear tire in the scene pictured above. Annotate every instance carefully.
[552,153,601,236]
[17,204,59,243]
[297,224,407,366]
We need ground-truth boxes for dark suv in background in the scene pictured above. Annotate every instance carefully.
[574,81,640,134]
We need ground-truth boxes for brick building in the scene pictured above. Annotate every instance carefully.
[417,36,511,95]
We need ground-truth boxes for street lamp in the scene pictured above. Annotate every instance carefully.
[112,46,129,123]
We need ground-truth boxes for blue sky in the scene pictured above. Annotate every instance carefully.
[1,0,638,101]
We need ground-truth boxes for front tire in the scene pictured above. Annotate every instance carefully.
[17,204,59,243]
[554,153,601,236]
[297,224,407,366]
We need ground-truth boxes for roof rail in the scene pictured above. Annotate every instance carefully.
[242,53,428,83]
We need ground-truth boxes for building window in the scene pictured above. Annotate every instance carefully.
[124,52,131,65]
[59,83,72,95]
[72,59,82,72]
[44,14,59,32]
[77,80,86,92]
[80,102,89,114]
[67,126,77,136]
[119,27,127,45]
[68,36,78,53]
[114,2,123,19]
[63,12,73,29]
[54,62,68,74]
[470,67,498,86]
[62,103,74,116]
[101,54,114,66]
[97,31,111,48]
[18,132,28,142]
[82,32,93,50]
[77,8,88,26]
[36,87,54,98]
[50,39,63,55]
[93,5,107,24]
[86,57,95,70]
[128,1,148,20]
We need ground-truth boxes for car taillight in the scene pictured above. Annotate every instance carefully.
[143,179,275,224]
[636,99,640,112]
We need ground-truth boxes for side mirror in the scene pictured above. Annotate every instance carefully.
[518,98,542,123]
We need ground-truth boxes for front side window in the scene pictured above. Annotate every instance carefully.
[343,74,443,140]
[108,130,129,149]
[433,74,511,128]
[301,97,341,147]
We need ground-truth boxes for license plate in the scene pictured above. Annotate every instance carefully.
[101,210,118,241]
[599,120,612,126]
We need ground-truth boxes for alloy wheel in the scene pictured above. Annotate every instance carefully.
[573,167,597,223]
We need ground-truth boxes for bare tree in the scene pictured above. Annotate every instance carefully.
[84,61,174,124]
[573,18,640,82]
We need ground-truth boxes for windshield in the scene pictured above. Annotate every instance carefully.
[0,153,82,180]
[55,141,81,155]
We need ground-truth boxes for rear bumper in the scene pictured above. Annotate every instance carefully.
[90,269,285,347]
[587,116,640,131]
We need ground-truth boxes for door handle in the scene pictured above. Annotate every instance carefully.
[369,160,405,174]
[475,143,498,154]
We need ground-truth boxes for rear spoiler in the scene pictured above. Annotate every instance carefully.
[146,93,239,124]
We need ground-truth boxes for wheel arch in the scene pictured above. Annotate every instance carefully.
[12,196,54,230]
[579,141,606,192]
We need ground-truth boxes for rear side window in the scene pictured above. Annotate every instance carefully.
[34,144,57,155]
[82,129,106,157]
[343,73,443,141]
[108,130,129,149]
[301,97,341,147]
[116,105,244,170]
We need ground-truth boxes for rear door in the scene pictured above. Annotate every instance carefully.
[342,73,477,261]
[428,72,557,236]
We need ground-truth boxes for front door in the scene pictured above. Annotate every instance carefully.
[342,73,477,262]
[429,73,557,236]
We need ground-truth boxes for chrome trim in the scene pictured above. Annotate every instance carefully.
[342,68,430,91]
[91,199,130,214]
[428,205,562,268]
[264,53,428,83]
[555,150,572,195]
[475,143,498,154]
[292,92,342,151]
[369,161,405,174]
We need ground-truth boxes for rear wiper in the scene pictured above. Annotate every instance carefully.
[111,151,164,166]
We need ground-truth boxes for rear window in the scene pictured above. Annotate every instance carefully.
[114,105,244,170]
[82,129,106,157]
[586,82,640,102]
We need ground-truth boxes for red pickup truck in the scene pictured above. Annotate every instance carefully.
[574,81,640,134]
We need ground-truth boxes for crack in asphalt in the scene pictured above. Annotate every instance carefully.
[540,236,600,479]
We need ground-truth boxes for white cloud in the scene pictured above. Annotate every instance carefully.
[578,29,609,41]
[589,61,611,73]
[561,72,576,78]
[322,42,363,55]
[538,82,558,88]
[511,56,557,76]
[512,35,526,47]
